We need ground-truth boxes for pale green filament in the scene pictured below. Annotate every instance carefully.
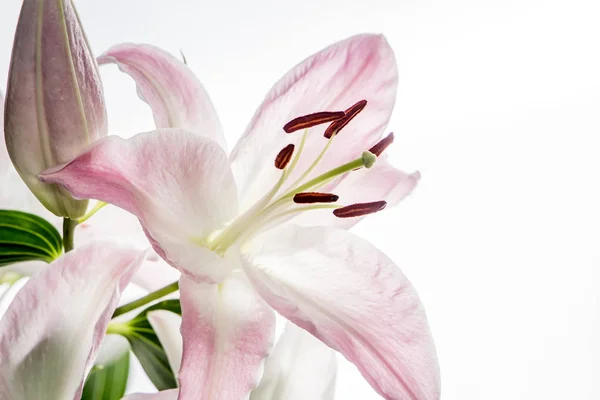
[78,201,108,224]
[238,204,341,244]
[288,131,336,190]
[285,129,308,179]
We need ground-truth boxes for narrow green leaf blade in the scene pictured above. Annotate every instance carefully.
[123,300,181,390]
[81,335,131,400]
[0,209,62,266]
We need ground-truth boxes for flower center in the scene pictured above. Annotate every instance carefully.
[207,100,394,254]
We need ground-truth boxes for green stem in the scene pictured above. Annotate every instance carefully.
[112,281,179,318]
[62,218,78,252]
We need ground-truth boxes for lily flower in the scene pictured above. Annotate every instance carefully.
[41,34,440,399]
[0,242,146,400]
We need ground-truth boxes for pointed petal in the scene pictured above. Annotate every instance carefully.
[98,44,226,150]
[178,273,275,399]
[40,129,238,283]
[244,225,440,400]
[0,243,146,400]
[148,310,183,376]
[293,158,420,229]
[123,389,179,400]
[251,323,337,400]
[230,34,398,208]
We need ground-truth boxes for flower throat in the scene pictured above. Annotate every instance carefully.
[207,100,395,254]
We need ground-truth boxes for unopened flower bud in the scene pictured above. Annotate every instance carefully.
[4,0,107,218]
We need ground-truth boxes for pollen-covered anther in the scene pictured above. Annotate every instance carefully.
[369,132,395,157]
[274,144,295,169]
[333,200,387,218]
[293,192,339,204]
[324,99,368,139]
[283,111,346,133]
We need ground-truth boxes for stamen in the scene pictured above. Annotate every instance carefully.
[333,201,387,218]
[369,132,395,157]
[324,99,368,138]
[275,144,295,169]
[293,192,339,204]
[283,111,345,133]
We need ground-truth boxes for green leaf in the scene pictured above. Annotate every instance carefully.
[118,299,181,390]
[0,209,62,267]
[81,335,131,400]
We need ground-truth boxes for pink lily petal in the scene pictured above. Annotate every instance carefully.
[98,44,226,150]
[251,322,337,400]
[230,34,398,208]
[244,225,440,400]
[123,390,179,400]
[178,273,275,399]
[294,158,421,229]
[148,310,183,376]
[0,242,146,400]
[40,129,238,283]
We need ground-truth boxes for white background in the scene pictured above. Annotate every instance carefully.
[2,0,600,398]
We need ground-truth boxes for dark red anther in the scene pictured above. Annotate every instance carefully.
[324,99,368,139]
[274,144,295,169]
[293,192,339,204]
[369,132,395,157]
[333,200,387,218]
[283,111,346,133]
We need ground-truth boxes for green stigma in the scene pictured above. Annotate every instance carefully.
[362,151,377,168]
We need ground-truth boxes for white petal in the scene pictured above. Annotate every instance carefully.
[251,322,337,400]
[148,310,183,376]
